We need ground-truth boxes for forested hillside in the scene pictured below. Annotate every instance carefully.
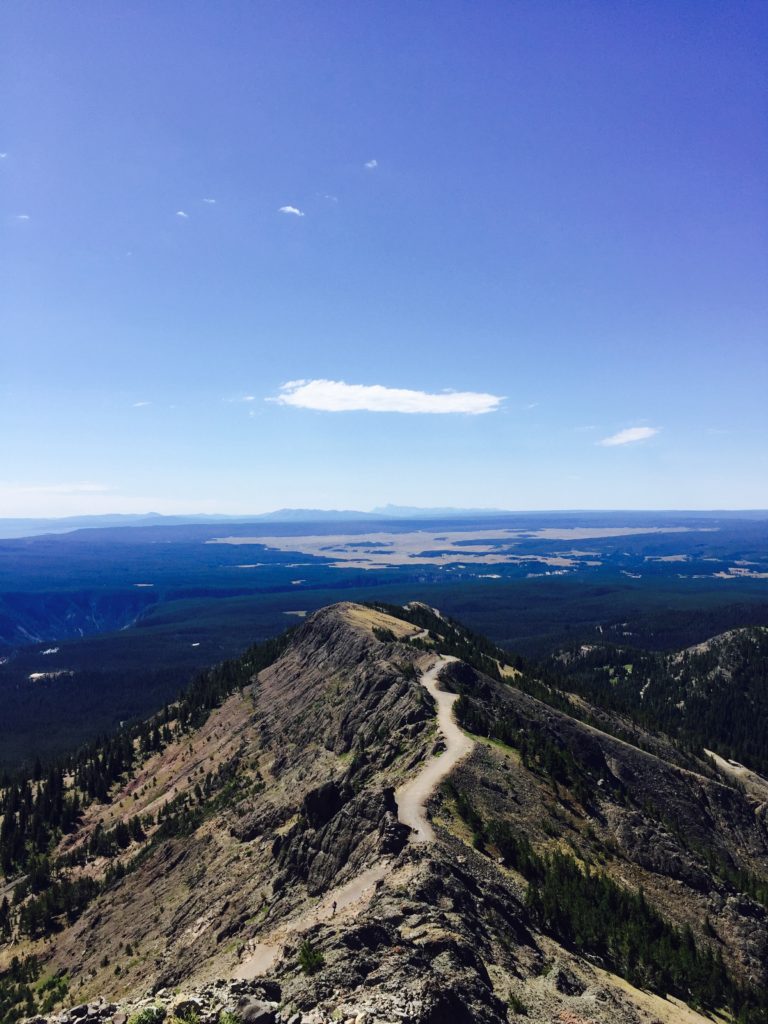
[543,627,768,773]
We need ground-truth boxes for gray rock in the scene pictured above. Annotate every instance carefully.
[236,1000,277,1024]
[172,1001,202,1021]
[553,967,586,997]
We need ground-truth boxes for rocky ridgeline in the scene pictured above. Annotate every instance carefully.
[24,980,282,1024]
[7,603,768,1024]
[21,977,440,1024]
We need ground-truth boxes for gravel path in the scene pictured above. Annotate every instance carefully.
[395,655,473,843]
[233,654,473,978]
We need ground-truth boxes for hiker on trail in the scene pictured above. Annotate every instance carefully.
[332,900,337,917]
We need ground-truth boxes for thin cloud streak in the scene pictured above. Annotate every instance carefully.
[271,379,504,415]
[365,159,378,169]
[278,205,304,217]
[598,426,659,447]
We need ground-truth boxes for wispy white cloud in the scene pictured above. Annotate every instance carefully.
[0,153,7,159]
[271,379,504,415]
[176,210,189,218]
[16,214,30,221]
[202,198,216,204]
[365,159,378,169]
[133,401,151,408]
[225,395,256,403]
[598,426,659,447]
[279,205,305,217]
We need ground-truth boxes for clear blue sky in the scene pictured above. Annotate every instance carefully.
[2,1,766,515]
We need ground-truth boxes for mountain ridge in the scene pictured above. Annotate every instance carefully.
[2,603,768,1023]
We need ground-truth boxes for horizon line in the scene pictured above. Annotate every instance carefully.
[1,506,768,521]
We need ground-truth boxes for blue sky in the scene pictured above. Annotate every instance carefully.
[2,1,766,515]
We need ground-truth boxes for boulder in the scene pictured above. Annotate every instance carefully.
[236,999,278,1024]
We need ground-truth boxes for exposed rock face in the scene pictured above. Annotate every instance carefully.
[254,605,432,764]
[609,808,713,890]
[0,589,156,649]
[274,784,409,894]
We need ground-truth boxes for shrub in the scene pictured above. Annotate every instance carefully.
[373,626,397,643]
[128,1007,166,1024]
[174,1007,199,1024]
[298,939,324,975]
[508,993,528,1015]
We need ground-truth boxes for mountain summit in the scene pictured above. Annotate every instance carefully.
[2,603,767,1023]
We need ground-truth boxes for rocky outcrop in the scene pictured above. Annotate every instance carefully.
[24,982,283,1024]
[274,784,409,894]
[254,605,433,768]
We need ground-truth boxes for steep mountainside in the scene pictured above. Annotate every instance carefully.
[545,626,768,772]
[0,591,156,650]
[2,603,768,1024]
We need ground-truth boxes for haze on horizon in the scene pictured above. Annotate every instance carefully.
[2,1,766,517]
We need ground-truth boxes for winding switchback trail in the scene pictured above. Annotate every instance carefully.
[395,655,474,843]
[233,654,474,979]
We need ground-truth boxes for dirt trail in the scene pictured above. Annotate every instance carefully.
[234,862,391,979]
[395,656,473,843]
[233,654,472,978]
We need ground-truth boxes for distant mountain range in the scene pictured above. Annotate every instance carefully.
[0,507,506,539]
[370,503,509,517]
[1,506,766,540]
